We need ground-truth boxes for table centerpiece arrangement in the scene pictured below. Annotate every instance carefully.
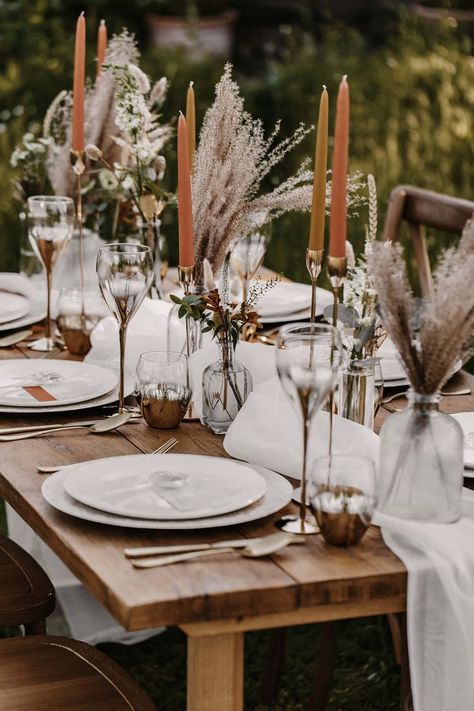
[369,216,474,522]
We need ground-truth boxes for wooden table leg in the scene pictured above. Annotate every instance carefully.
[187,631,244,711]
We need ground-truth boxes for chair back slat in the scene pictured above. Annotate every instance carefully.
[383,185,474,296]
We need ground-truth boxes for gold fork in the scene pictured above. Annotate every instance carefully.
[36,437,178,473]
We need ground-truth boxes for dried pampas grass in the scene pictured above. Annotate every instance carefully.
[369,217,474,394]
[192,64,365,281]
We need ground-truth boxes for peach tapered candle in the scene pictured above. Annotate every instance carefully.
[308,86,328,251]
[186,82,196,173]
[72,12,86,153]
[96,19,107,78]
[177,112,195,268]
[329,76,350,258]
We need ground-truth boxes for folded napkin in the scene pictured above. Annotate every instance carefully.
[85,298,178,374]
[224,391,380,480]
[376,489,474,711]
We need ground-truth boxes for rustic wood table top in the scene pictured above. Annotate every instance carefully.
[1,332,472,711]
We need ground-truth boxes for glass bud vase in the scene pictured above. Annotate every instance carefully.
[378,391,464,523]
[338,360,377,430]
[202,341,252,434]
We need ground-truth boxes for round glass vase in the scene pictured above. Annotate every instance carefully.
[378,391,464,523]
[201,340,252,435]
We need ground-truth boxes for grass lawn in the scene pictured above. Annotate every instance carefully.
[0,499,400,709]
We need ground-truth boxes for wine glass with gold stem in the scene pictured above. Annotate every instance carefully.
[97,243,153,413]
[276,323,342,534]
[27,196,75,352]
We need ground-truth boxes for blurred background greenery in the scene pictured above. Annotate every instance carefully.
[0,0,472,282]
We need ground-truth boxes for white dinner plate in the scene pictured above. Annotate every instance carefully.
[0,360,118,408]
[450,413,474,471]
[0,379,133,415]
[0,293,30,325]
[43,462,293,530]
[63,454,267,520]
[0,301,46,333]
[257,282,333,321]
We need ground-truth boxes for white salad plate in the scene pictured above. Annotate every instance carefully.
[63,454,267,520]
[0,301,46,333]
[43,461,293,530]
[0,360,118,408]
[0,292,30,325]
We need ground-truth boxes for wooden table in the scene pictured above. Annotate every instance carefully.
[1,338,473,711]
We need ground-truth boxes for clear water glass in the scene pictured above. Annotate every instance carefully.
[136,351,191,429]
[310,455,377,546]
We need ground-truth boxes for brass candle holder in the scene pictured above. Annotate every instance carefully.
[64,149,91,355]
[306,248,325,326]
[178,264,199,421]
[327,255,347,457]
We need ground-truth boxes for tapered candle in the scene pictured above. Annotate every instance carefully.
[329,75,350,258]
[177,112,195,267]
[186,82,196,173]
[96,19,107,78]
[72,12,86,153]
[308,86,329,251]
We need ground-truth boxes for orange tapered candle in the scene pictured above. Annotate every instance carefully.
[329,75,350,258]
[96,19,107,78]
[308,86,329,251]
[177,112,195,268]
[186,82,196,174]
[72,12,86,153]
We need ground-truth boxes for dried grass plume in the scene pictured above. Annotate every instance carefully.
[368,218,474,394]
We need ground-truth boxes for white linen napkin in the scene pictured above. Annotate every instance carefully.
[376,489,474,711]
[224,391,380,480]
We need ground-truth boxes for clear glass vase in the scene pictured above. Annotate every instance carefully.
[378,391,464,522]
[338,360,376,430]
[201,341,252,434]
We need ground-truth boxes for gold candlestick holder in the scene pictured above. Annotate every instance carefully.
[178,264,199,421]
[327,255,347,457]
[306,248,325,326]
[59,150,91,356]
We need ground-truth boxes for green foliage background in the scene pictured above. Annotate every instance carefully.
[0,2,472,280]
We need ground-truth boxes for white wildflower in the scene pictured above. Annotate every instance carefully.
[99,169,119,191]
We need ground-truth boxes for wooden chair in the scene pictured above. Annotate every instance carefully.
[0,534,55,634]
[383,185,474,295]
[0,635,157,710]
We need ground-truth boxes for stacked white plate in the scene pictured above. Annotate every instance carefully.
[42,453,294,530]
[378,338,462,387]
[256,281,333,324]
[0,293,46,333]
[0,360,127,414]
